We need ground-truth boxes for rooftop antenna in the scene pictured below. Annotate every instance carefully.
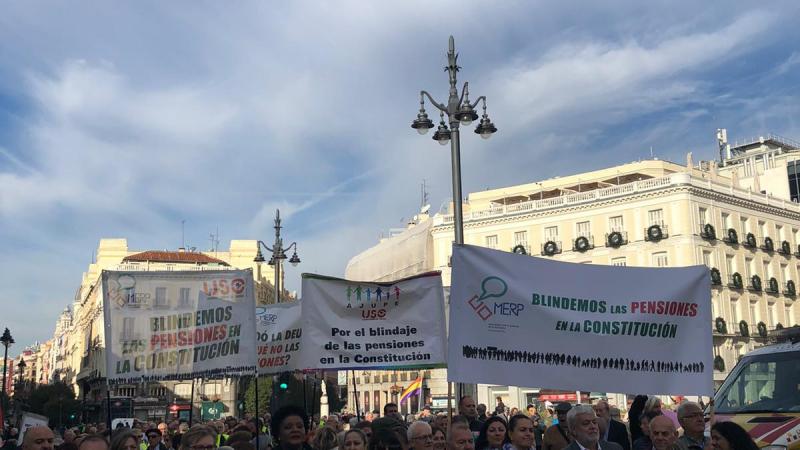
[209,226,220,252]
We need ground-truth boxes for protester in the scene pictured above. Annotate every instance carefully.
[445,427,473,450]
[77,435,109,450]
[407,422,433,450]
[504,415,535,450]
[627,396,649,443]
[541,403,571,450]
[456,397,483,433]
[563,405,622,450]
[312,428,337,450]
[272,406,312,450]
[111,431,140,450]
[23,426,56,450]
[368,428,407,450]
[384,405,401,422]
[430,427,445,450]
[146,430,165,450]
[476,405,488,423]
[710,422,758,450]
[432,416,448,433]
[644,397,662,416]
[352,423,372,442]
[474,417,507,450]
[648,416,677,450]
[523,406,545,450]
[593,400,630,450]
[341,430,367,450]
[676,402,708,450]
[632,411,660,450]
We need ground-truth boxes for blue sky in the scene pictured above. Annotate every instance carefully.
[1,1,799,352]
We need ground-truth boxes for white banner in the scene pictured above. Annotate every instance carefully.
[103,270,257,382]
[298,272,447,370]
[448,244,713,396]
[256,301,302,374]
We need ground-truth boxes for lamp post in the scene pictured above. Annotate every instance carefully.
[1,328,13,403]
[411,34,496,411]
[411,35,497,246]
[254,209,301,304]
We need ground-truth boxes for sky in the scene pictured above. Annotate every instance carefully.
[1,1,799,352]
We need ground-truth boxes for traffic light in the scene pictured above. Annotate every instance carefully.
[279,382,288,390]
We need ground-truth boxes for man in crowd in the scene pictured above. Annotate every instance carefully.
[649,416,678,450]
[563,405,622,450]
[408,421,433,450]
[542,403,571,450]
[476,404,488,422]
[457,396,483,433]
[22,426,55,450]
[145,429,164,450]
[384,403,402,421]
[526,404,546,450]
[447,426,474,450]
[593,400,630,450]
[675,402,708,450]
[76,435,109,450]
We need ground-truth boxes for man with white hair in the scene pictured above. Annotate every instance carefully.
[675,402,708,450]
[563,404,622,450]
[446,426,474,450]
[408,421,434,450]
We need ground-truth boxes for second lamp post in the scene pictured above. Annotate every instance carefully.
[254,209,301,303]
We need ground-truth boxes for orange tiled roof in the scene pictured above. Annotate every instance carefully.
[123,251,229,266]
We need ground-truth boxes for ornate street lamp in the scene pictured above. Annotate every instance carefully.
[254,209,301,304]
[1,328,13,406]
[412,35,497,245]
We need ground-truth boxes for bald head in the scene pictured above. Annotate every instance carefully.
[649,416,677,450]
[23,426,55,450]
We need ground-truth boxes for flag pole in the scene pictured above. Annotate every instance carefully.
[351,370,361,421]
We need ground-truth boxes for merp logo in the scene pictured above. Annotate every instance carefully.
[466,277,525,320]
[231,278,246,295]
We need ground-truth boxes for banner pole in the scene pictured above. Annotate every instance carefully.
[105,381,112,433]
[189,378,195,426]
[447,382,453,429]
[255,372,260,450]
[351,370,361,421]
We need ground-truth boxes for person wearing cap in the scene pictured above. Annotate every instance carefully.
[541,403,571,450]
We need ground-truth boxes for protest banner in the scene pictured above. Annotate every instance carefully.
[448,244,713,396]
[298,272,447,370]
[256,301,302,374]
[103,270,257,383]
[18,412,48,442]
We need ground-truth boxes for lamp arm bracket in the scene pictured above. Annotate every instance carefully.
[469,95,486,110]
[458,82,469,106]
[420,91,446,112]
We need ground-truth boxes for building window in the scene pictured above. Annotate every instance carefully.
[611,257,626,267]
[150,386,167,398]
[768,304,777,327]
[722,212,730,230]
[730,299,739,323]
[364,392,370,413]
[179,288,191,306]
[373,376,380,384]
[741,216,749,233]
[702,251,712,268]
[786,304,794,326]
[777,225,784,241]
[759,221,768,239]
[745,258,753,279]
[648,209,664,226]
[400,372,407,382]
[652,252,668,267]
[175,383,192,397]
[155,287,167,307]
[576,221,590,238]
[204,383,222,396]
[726,255,735,277]
[609,216,623,232]
[374,391,381,414]
[485,235,498,249]
[116,386,136,397]
[699,207,708,225]
[382,374,389,383]
[788,161,800,202]
[513,231,528,248]
[544,226,558,240]
[763,261,771,280]
[750,301,758,324]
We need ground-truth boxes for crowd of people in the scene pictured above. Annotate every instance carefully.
[0,395,760,450]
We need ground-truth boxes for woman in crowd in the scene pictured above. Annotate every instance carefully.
[711,422,758,450]
[632,411,660,450]
[341,430,367,450]
[271,406,313,450]
[111,431,140,450]
[178,427,218,450]
[627,395,649,442]
[367,428,406,450]
[429,427,445,450]
[643,397,662,415]
[475,417,508,450]
[503,415,534,450]
[312,428,338,450]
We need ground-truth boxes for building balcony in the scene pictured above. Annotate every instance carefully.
[540,241,562,256]
[700,224,717,240]
[605,231,628,248]
[572,235,594,252]
[784,281,797,297]
[644,223,669,242]
[432,172,800,227]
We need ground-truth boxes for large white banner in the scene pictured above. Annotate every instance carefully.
[298,272,447,370]
[256,301,302,374]
[103,270,257,382]
[448,244,713,396]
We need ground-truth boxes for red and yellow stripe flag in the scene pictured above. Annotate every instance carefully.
[400,376,423,404]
